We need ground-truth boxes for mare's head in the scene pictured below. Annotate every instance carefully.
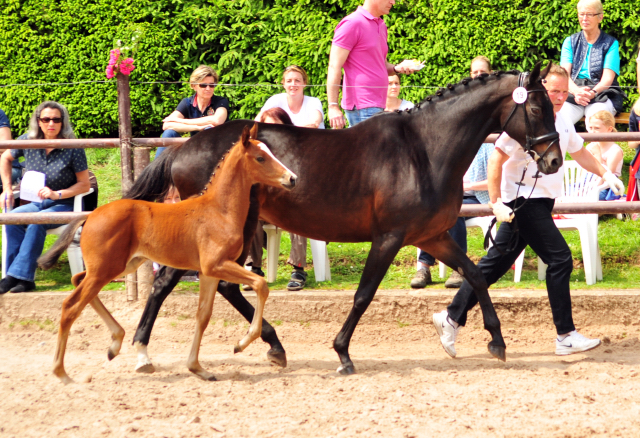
[240,123,297,190]
[500,62,562,175]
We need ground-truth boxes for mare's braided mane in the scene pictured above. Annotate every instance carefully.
[396,69,521,114]
[198,147,232,197]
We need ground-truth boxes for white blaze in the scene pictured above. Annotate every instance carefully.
[257,142,297,178]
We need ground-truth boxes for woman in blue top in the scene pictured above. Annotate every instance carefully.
[559,0,624,130]
[156,65,230,157]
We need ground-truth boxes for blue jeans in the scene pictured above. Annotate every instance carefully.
[155,129,181,159]
[599,188,621,201]
[344,107,384,127]
[5,199,74,281]
[419,196,481,266]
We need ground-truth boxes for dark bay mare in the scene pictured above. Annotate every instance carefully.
[126,63,562,375]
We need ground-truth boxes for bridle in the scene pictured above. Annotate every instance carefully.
[501,72,559,163]
[483,72,560,254]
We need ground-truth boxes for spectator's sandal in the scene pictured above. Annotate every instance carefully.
[286,270,307,291]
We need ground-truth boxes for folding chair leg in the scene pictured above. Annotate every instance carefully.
[439,262,447,279]
[514,250,525,283]
[537,256,547,281]
[309,239,331,282]
[263,225,282,283]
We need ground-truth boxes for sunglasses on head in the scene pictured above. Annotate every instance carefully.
[38,117,62,124]
[198,83,216,89]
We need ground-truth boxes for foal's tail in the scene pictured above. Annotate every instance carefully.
[123,148,175,202]
[37,217,86,271]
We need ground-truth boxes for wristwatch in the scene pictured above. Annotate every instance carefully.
[58,191,62,200]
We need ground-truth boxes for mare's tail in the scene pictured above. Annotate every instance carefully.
[37,218,86,270]
[123,148,175,201]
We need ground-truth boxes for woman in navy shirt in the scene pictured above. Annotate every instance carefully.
[156,65,230,157]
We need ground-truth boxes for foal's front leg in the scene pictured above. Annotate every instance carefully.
[187,275,219,381]
[206,260,270,354]
[420,232,506,361]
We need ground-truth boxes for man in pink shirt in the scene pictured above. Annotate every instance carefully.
[327,0,420,128]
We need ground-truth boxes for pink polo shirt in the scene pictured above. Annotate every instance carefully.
[332,6,389,110]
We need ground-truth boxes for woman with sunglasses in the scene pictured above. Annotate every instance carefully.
[253,65,324,290]
[156,65,230,157]
[559,0,624,130]
[0,101,90,293]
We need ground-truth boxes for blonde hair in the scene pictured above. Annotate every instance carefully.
[282,65,308,85]
[545,63,569,80]
[589,110,617,132]
[189,65,218,91]
[470,56,492,73]
[577,0,603,14]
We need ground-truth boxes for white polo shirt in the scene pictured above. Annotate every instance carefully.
[496,112,584,202]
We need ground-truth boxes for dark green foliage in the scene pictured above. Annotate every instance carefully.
[0,0,638,138]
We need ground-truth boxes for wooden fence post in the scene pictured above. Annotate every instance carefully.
[117,72,137,301]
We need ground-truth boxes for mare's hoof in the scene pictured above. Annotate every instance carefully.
[233,344,242,354]
[107,349,116,361]
[204,374,218,382]
[135,363,156,374]
[336,364,356,375]
[488,343,507,362]
[267,349,287,368]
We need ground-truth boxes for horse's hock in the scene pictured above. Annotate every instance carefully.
[1,289,639,328]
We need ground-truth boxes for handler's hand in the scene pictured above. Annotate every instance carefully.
[329,105,346,129]
[1,190,14,212]
[602,171,625,196]
[488,198,515,223]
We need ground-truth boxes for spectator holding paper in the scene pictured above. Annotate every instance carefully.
[327,0,422,128]
[0,101,90,294]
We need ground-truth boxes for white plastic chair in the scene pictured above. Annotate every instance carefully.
[513,160,602,285]
[262,224,331,283]
[414,216,497,278]
[2,188,94,278]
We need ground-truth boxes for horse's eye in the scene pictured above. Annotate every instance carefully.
[531,107,541,115]
[256,156,265,163]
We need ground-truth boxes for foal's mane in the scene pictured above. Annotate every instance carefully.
[391,69,522,115]
[197,146,233,197]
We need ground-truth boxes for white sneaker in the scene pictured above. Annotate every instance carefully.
[555,331,601,356]
[432,310,460,358]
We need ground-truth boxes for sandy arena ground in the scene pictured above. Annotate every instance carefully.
[1,291,640,438]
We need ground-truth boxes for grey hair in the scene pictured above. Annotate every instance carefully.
[27,101,76,140]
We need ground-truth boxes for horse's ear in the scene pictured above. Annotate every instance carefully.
[539,62,553,81]
[249,122,259,140]
[527,61,543,86]
[241,125,251,148]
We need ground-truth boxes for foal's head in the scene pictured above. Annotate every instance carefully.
[240,123,297,190]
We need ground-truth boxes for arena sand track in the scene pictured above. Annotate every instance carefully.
[1,293,640,438]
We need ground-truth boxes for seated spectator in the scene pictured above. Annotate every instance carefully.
[585,110,623,201]
[254,66,324,291]
[0,108,23,192]
[156,65,229,157]
[384,74,414,112]
[0,101,90,293]
[411,56,494,289]
[559,0,624,130]
[626,98,640,204]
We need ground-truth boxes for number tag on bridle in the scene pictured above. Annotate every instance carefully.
[512,87,528,104]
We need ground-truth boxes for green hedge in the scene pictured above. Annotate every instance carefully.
[0,0,638,138]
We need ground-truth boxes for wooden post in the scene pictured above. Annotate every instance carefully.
[117,72,137,301]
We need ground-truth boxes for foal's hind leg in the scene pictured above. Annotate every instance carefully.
[89,298,125,361]
[53,274,115,384]
[420,232,507,361]
[187,275,219,381]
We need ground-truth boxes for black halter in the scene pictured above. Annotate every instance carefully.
[483,73,560,255]
[501,72,559,163]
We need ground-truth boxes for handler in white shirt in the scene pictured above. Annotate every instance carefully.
[433,64,624,358]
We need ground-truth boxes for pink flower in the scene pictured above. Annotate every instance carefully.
[118,58,136,76]
[105,64,115,79]
[109,49,120,65]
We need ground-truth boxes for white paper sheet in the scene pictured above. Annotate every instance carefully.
[20,171,46,203]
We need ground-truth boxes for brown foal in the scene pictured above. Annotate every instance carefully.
[38,124,297,384]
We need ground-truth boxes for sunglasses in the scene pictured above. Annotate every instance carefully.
[38,117,63,124]
[198,83,216,89]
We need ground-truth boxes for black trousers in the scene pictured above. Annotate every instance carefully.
[447,197,576,335]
